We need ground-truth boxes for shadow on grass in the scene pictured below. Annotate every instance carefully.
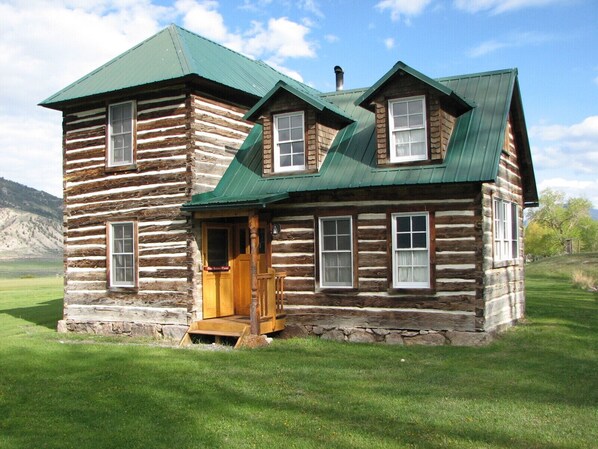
[2,297,63,330]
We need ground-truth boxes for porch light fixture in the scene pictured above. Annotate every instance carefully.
[271,223,281,236]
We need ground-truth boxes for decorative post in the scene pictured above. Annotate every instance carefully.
[249,213,260,335]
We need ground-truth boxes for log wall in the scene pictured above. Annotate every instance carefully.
[269,184,484,336]
[481,115,526,332]
[60,85,252,337]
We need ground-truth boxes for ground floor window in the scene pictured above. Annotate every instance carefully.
[319,216,353,288]
[392,212,430,288]
[494,198,519,261]
[109,221,136,287]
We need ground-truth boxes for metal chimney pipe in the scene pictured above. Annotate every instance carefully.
[334,66,344,91]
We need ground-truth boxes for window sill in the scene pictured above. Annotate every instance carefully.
[105,163,138,173]
[377,158,442,169]
[317,287,358,294]
[108,286,138,294]
[388,287,435,295]
[493,258,522,269]
[265,168,318,177]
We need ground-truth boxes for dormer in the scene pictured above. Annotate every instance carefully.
[356,62,474,167]
[244,81,353,176]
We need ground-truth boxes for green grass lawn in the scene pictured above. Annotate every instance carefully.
[1,266,597,449]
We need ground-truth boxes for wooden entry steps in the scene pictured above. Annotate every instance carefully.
[179,314,286,347]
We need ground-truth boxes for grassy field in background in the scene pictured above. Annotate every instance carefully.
[0,258,597,449]
[0,257,63,279]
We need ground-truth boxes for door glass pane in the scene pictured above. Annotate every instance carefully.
[207,228,228,266]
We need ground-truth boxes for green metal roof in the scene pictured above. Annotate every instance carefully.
[244,80,354,124]
[356,61,475,113]
[183,67,536,211]
[40,24,319,108]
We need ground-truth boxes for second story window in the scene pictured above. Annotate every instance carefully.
[108,101,135,166]
[388,96,427,163]
[274,111,305,172]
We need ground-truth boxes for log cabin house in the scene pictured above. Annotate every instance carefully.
[40,24,537,345]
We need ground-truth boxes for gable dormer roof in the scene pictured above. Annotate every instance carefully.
[40,24,320,110]
[243,80,354,124]
[355,61,474,115]
[183,67,538,211]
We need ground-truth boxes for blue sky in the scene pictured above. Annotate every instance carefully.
[1,0,597,206]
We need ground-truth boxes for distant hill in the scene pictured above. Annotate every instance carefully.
[592,209,598,220]
[0,178,62,259]
[0,177,62,220]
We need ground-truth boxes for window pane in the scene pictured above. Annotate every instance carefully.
[408,99,423,114]
[398,267,411,283]
[412,232,426,248]
[397,233,411,249]
[292,153,304,166]
[411,142,426,156]
[395,115,408,128]
[207,228,228,266]
[412,215,426,232]
[290,114,303,127]
[413,267,427,282]
[409,113,423,127]
[411,128,425,142]
[337,235,351,251]
[398,251,412,265]
[292,141,304,155]
[393,102,408,116]
[278,129,290,142]
[413,250,428,266]
[290,127,303,140]
[397,216,411,232]
[337,219,350,235]
[279,155,292,167]
[338,267,352,283]
[322,220,336,235]
[323,235,336,251]
[277,116,289,129]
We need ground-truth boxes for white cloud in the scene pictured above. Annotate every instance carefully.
[384,37,396,49]
[537,178,598,207]
[324,34,339,43]
[0,1,167,197]
[376,0,431,22]
[454,0,566,14]
[530,116,598,207]
[468,31,555,57]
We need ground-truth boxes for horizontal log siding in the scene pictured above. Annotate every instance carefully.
[191,95,253,194]
[62,88,195,322]
[482,116,526,332]
[270,184,483,331]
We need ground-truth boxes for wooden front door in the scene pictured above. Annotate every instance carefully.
[202,224,234,319]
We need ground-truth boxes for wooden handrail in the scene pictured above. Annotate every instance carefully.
[256,269,286,321]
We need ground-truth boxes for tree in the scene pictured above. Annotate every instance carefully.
[525,189,597,258]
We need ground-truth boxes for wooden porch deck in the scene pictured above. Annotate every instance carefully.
[180,269,286,346]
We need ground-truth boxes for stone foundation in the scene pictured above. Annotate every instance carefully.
[280,324,493,346]
[57,319,188,342]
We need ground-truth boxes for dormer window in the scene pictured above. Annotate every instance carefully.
[388,96,427,163]
[274,111,305,172]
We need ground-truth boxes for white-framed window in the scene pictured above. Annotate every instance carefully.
[109,222,136,287]
[494,198,519,261]
[319,216,353,288]
[108,101,135,166]
[388,96,427,163]
[273,111,305,172]
[392,212,430,288]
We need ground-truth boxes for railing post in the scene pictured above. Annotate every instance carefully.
[249,213,260,335]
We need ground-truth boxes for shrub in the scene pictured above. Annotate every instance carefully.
[571,270,598,292]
